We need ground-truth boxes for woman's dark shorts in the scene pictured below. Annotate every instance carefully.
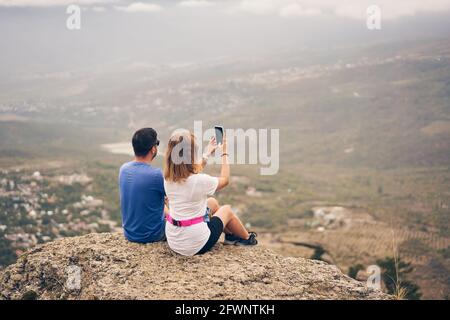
[196,216,224,255]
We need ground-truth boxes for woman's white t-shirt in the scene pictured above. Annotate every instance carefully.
[164,173,219,256]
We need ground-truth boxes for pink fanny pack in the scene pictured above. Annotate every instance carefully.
[166,213,209,227]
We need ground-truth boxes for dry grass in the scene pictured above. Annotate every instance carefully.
[391,229,407,300]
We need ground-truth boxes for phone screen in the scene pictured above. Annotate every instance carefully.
[214,126,224,145]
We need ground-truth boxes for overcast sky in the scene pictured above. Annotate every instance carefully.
[1,0,450,75]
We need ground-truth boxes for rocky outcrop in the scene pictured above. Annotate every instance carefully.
[0,233,390,300]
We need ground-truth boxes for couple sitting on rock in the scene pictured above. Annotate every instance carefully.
[119,128,257,256]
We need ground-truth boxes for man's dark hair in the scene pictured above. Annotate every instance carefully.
[132,128,158,157]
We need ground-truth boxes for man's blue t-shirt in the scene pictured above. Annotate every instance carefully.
[119,161,165,243]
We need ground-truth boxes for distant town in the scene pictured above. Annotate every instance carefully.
[0,169,119,266]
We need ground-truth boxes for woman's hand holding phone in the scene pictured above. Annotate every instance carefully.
[206,126,227,158]
[205,136,218,158]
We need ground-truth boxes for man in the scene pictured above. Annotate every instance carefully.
[119,128,166,243]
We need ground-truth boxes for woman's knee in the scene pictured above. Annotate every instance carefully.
[207,197,220,213]
[221,204,232,213]
[215,204,233,224]
[222,205,237,221]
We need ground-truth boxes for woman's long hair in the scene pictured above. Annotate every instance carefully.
[164,130,202,183]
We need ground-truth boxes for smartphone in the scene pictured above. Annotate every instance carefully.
[214,126,224,145]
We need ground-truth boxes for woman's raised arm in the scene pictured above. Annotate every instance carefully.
[216,136,229,191]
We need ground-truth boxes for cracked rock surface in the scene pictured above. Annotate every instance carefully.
[0,233,390,300]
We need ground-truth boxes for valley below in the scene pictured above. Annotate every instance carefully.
[1,39,449,299]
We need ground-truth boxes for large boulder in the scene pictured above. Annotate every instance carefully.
[0,232,390,300]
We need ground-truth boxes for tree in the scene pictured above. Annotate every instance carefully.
[376,257,421,300]
[377,185,383,195]
[0,235,17,267]
[311,246,325,260]
[348,264,364,279]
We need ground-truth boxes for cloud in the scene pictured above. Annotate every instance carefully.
[230,0,450,20]
[179,0,213,8]
[114,2,163,13]
[231,0,277,15]
[332,0,450,20]
[0,0,115,6]
[279,3,321,17]
[91,6,106,12]
[1,0,450,20]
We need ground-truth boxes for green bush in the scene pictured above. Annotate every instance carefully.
[376,257,422,300]
[348,264,364,279]
[0,234,17,267]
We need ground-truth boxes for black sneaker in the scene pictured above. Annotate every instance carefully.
[224,233,240,245]
[235,232,258,246]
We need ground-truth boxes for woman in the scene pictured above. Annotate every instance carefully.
[163,129,257,256]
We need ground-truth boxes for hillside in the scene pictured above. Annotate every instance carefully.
[0,233,389,300]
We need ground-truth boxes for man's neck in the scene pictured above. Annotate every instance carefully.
[135,156,152,164]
